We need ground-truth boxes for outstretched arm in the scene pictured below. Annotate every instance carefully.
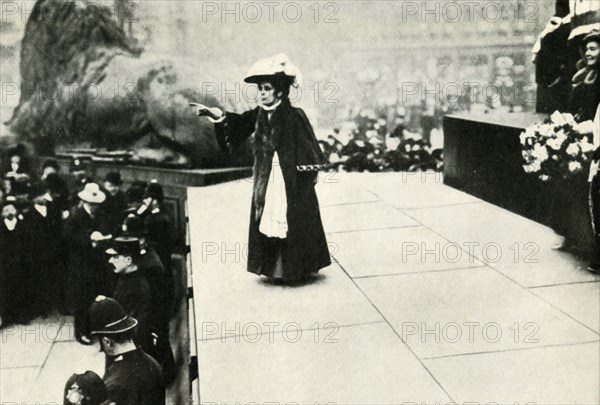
[193,102,258,152]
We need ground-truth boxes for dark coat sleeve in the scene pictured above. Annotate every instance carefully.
[214,108,259,152]
[296,108,327,166]
[292,108,328,177]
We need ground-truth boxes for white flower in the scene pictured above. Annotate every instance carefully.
[551,111,566,126]
[566,143,580,157]
[540,174,550,181]
[568,161,582,172]
[580,139,596,154]
[540,124,554,137]
[531,144,549,162]
[520,132,529,146]
[524,163,540,173]
[547,137,564,151]
[525,125,537,138]
[563,113,577,127]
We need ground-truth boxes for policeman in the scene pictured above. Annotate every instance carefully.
[106,236,152,352]
[121,214,176,385]
[89,296,165,405]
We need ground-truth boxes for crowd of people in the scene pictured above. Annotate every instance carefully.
[319,107,444,173]
[0,147,176,404]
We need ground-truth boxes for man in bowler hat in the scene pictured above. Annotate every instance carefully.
[89,296,165,405]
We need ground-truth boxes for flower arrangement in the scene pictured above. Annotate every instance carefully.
[520,111,596,181]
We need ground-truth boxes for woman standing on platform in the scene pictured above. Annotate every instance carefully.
[193,54,331,283]
[568,30,600,123]
[551,30,600,255]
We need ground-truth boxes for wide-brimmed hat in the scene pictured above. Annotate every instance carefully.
[89,296,137,335]
[583,29,600,45]
[105,236,142,257]
[244,53,300,87]
[78,183,106,204]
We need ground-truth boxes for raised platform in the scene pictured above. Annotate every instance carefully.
[187,173,599,404]
[443,112,596,252]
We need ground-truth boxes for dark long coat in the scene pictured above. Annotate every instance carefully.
[0,219,26,323]
[215,98,331,279]
[20,206,65,315]
[65,206,112,335]
[143,208,174,274]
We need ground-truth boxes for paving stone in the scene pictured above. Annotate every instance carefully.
[329,226,484,278]
[321,201,418,233]
[198,322,452,404]
[424,342,600,404]
[408,203,600,287]
[533,282,600,333]
[357,267,600,358]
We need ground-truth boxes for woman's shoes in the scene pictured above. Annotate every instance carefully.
[265,273,319,286]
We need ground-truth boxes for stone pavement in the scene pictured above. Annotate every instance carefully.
[188,172,600,405]
[1,282,189,404]
[1,172,598,405]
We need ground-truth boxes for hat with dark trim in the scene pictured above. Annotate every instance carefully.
[78,183,106,204]
[89,296,137,335]
[105,236,142,257]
